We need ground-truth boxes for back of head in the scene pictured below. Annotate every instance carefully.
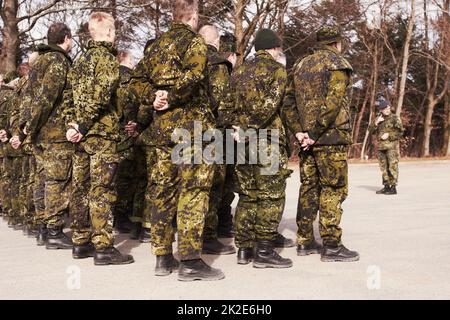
[47,22,72,46]
[254,28,282,52]
[172,0,198,23]
[88,12,115,41]
[199,25,219,47]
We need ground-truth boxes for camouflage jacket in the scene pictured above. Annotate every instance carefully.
[0,85,15,157]
[129,22,213,146]
[287,44,354,146]
[65,41,120,142]
[370,113,404,150]
[24,44,72,145]
[230,50,289,146]
[1,78,28,157]
[206,44,232,125]
[117,65,139,153]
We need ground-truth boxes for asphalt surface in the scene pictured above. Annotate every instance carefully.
[1,160,449,299]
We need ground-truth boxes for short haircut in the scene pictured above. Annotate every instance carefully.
[17,63,30,78]
[47,23,72,45]
[117,50,132,64]
[88,12,115,38]
[173,0,198,23]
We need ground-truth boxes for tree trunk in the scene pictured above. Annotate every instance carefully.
[443,93,450,156]
[422,96,437,157]
[0,0,19,74]
[396,0,415,116]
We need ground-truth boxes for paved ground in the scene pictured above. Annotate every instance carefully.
[1,160,449,300]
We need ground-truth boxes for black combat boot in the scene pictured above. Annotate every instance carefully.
[155,254,180,276]
[113,218,133,234]
[46,226,73,250]
[253,240,293,269]
[274,233,295,248]
[36,224,48,246]
[237,247,254,265]
[321,244,360,262]
[27,226,39,238]
[297,240,323,256]
[13,221,24,231]
[94,247,134,266]
[376,185,389,194]
[130,223,142,240]
[202,239,236,255]
[139,227,151,243]
[72,242,95,259]
[178,259,225,281]
[384,185,397,195]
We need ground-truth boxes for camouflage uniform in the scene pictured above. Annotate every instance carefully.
[203,44,233,240]
[23,44,73,229]
[0,78,27,224]
[115,65,142,227]
[285,37,354,247]
[0,85,15,216]
[65,40,120,250]
[370,113,404,187]
[230,50,293,249]
[129,23,215,261]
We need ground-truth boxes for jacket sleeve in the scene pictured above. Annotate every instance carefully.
[281,76,303,135]
[128,57,157,108]
[167,36,208,108]
[389,115,404,141]
[76,56,119,135]
[308,70,348,141]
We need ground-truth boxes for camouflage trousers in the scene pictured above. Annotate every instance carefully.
[114,148,137,225]
[234,144,291,248]
[2,156,23,223]
[297,145,349,246]
[377,149,399,186]
[204,163,236,240]
[70,138,119,250]
[130,146,148,226]
[33,146,46,226]
[43,143,73,228]
[141,146,155,229]
[19,153,36,228]
[151,145,215,261]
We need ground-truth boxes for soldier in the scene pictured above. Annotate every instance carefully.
[12,23,75,249]
[198,25,236,255]
[285,25,359,262]
[65,12,134,265]
[114,50,140,234]
[0,64,29,229]
[9,52,39,237]
[230,28,293,268]
[371,96,404,195]
[129,0,223,281]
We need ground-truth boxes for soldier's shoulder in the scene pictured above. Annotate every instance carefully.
[320,49,353,72]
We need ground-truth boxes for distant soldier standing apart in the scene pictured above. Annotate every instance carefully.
[65,12,134,265]
[371,96,404,195]
[286,25,359,262]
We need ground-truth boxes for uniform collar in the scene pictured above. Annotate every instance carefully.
[170,22,196,33]
[87,40,117,55]
[255,50,275,61]
[36,43,72,63]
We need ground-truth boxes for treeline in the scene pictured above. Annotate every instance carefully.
[1,0,449,158]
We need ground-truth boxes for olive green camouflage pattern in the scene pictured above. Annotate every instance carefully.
[288,43,354,246]
[32,146,46,225]
[287,44,353,145]
[297,146,348,246]
[129,146,147,225]
[23,44,73,228]
[370,113,404,186]
[66,40,120,250]
[130,23,215,260]
[141,146,156,229]
[230,50,293,247]
[204,44,233,240]
[316,25,343,45]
